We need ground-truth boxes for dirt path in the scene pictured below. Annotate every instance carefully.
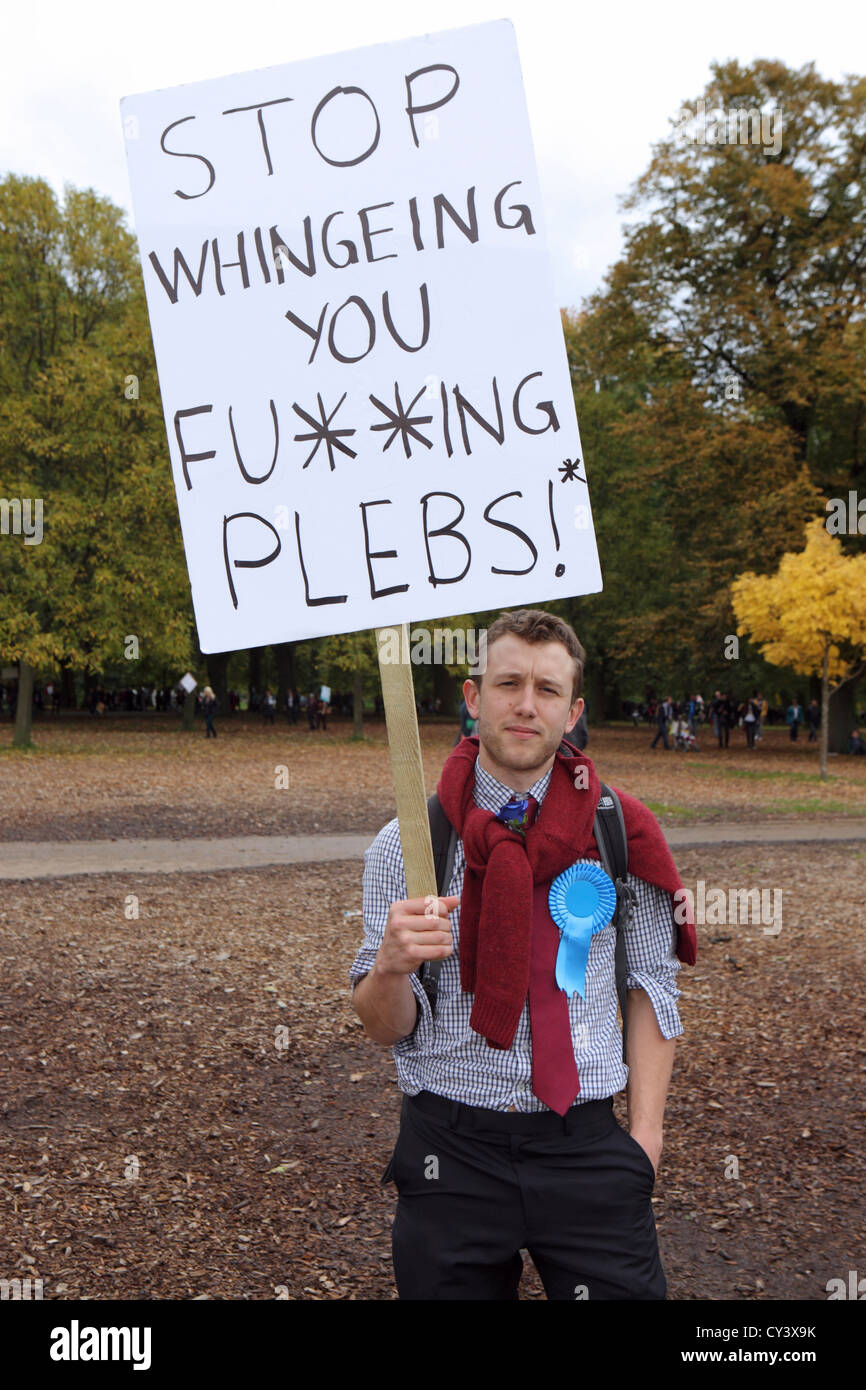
[3,818,865,880]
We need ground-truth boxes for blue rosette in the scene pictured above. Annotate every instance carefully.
[548,861,617,999]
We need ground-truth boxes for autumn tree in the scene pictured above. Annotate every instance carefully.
[561,60,865,705]
[0,176,193,746]
[731,519,866,775]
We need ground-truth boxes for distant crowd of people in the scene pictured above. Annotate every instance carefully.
[630,691,864,754]
[197,687,345,738]
[0,680,181,717]
[3,675,865,756]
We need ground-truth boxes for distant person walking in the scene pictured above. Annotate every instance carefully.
[202,686,218,739]
[806,699,820,742]
[710,690,723,742]
[650,696,672,750]
[786,699,803,741]
[742,693,760,749]
[262,689,276,725]
[454,696,477,745]
[712,693,732,749]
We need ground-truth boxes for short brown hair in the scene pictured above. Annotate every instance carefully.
[471,608,585,703]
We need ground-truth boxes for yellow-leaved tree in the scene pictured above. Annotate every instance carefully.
[731,519,866,778]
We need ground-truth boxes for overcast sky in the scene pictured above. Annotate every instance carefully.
[1,0,859,311]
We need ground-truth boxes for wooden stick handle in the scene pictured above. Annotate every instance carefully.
[375,624,437,900]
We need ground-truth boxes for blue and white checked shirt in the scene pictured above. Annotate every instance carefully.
[350,759,683,1111]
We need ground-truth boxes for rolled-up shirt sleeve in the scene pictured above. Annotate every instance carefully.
[623,873,683,1040]
[349,818,433,1037]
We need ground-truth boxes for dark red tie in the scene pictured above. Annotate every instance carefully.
[498,794,580,1115]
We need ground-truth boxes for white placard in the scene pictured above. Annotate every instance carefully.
[179,672,198,693]
[319,684,331,704]
[122,20,601,653]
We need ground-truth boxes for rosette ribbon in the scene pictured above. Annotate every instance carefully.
[548,861,617,999]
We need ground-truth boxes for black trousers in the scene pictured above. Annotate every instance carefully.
[386,1091,666,1301]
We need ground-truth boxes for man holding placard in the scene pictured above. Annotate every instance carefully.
[120,17,696,1299]
[351,609,696,1300]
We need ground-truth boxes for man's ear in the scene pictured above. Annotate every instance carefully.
[464,677,481,718]
[564,695,585,734]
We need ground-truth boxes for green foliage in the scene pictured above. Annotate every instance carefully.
[0,176,193,698]
[554,58,863,701]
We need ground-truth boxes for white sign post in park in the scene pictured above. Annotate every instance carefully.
[123,19,602,893]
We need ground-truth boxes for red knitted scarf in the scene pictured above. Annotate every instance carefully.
[436,736,697,1050]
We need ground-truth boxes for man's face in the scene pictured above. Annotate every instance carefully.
[464,635,584,789]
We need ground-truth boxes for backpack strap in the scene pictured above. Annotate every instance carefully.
[592,781,635,1063]
[419,793,458,1013]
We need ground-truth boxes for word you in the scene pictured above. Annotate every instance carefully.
[674,881,782,936]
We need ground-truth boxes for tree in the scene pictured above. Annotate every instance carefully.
[557,60,865,704]
[0,177,194,745]
[560,304,818,696]
[731,519,866,776]
[615,60,866,493]
[318,629,379,737]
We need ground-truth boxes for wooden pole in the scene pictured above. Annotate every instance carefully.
[375,624,437,900]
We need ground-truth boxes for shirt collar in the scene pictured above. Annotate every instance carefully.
[473,756,553,814]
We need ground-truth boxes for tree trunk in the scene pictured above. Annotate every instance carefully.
[828,673,859,753]
[248,646,263,709]
[83,668,98,711]
[182,688,196,730]
[13,661,35,748]
[60,660,76,709]
[353,664,364,737]
[820,646,829,781]
[208,652,230,714]
[274,641,296,710]
[432,663,459,718]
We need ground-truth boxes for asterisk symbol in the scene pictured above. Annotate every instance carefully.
[559,457,585,483]
[369,383,433,458]
[292,393,357,471]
